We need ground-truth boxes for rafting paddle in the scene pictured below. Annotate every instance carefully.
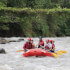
[51,53,58,58]
[55,51,63,55]
[58,50,67,53]
[16,50,24,52]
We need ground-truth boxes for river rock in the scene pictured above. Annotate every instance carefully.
[0,39,8,44]
[18,38,24,42]
[0,48,6,54]
[0,38,24,44]
[8,40,18,42]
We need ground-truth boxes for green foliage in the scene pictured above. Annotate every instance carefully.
[7,0,26,8]
[0,0,7,7]
[0,7,70,37]
[0,24,9,30]
[4,0,70,8]
[24,0,36,8]
[0,0,70,37]
[0,2,6,7]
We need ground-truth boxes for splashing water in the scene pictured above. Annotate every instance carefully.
[0,37,70,70]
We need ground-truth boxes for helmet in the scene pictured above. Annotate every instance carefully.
[46,39,49,42]
[50,40,52,43]
[28,38,31,41]
[50,40,54,43]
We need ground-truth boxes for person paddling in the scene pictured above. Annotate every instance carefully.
[31,39,35,48]
[49,40,55,52]
[45,39,55,52]
[23,38,35,52]
[45,39,50,50]
[38,36,44,49]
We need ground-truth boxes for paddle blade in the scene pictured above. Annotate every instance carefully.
[16,50,24,52]
[52,53,58,58]
[55,51,63,55]
[59,50,67,53]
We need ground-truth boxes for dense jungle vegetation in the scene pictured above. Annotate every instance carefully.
[0,0,70,37]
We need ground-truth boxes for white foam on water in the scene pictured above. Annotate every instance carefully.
[0,37,70,70]
[0,64,13,70]
[35,65,47,70]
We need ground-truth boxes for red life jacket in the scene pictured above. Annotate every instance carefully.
[23,42,33,49]
[52,44,55,49]
[45,43,55,50]
[39,40,44,46]
[45,45,49,50]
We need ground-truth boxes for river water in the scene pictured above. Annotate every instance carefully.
[0,37,70,70]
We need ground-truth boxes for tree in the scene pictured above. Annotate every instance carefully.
[7,0,26,8]
[0,0,7,7]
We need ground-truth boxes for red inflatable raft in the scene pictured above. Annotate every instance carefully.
[23,49,53,57]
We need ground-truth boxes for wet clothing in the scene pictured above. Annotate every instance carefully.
[45,44,49,50]
[45,43,52,50]
[45,43,55,52]
[38,40,44,48]
[23,42,34,50]
[50,44,55,52]
[38,40,44,46]
[48,43,52,48]
[52,44,55,49]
